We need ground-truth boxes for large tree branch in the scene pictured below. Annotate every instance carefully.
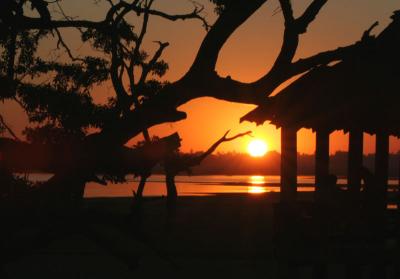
[181,0,327,106]
[9,17,101,30]
[0,132,180,176]
[270,0,297,68]
[5,0,389,151]
[279,0,294,26]
[91,32,369,147]
[7,0,208,31]
[86,105,187,148]
[123,1,210,30]
[271,0,328,69]
[187,0,267,77]
[295,0,328,34]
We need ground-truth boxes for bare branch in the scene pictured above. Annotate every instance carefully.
[362,21,379,40]
[104,0,209,30]
[55,1,75,22]
[54,28,84,62]
[13,97,27,111]
[187,0,266,76]
[124,1,153,109]
[271,0,328,69]
[110,43,131,112]
[0,114,21,141]
[131,0,153,76]
[9,0,208,32]
[224,130,253,142]
[133,2,210,30]
[278,0,294,26]
[138,0,153,45]
[9,16,101,30]
[189,130,252,166]
[295,0,327,33]
[137,41,169,87]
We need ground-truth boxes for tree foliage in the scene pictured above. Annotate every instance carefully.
[0,0,179,143]
[0,0,391,178]
[209,0,234,14]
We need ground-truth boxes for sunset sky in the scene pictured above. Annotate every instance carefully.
[2,0,400,154]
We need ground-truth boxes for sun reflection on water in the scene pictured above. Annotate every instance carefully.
[247,186,267,194]
[249,175,265,185]
[248,176,267,194]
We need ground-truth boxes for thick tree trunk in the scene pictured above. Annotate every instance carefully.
[165,173,178,201]
[135,176,147,199]
[164,173,178,231]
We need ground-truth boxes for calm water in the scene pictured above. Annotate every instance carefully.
[25,174,399,198]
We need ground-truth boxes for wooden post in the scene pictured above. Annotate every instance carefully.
[394,152,400,217]
[315,129,330,190]
[281,126,297,202]
[347,130,363,196]
[375,132,389,190]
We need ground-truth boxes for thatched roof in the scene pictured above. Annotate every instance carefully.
[241,11,400,136]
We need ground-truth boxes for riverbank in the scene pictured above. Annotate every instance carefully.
[3,192,400,278]
[1,193,296,278]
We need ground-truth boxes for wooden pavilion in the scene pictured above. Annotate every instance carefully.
[241,11,400,203]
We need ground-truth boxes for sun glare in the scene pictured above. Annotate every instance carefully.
[247,139,268,157]
[247,186,267,194]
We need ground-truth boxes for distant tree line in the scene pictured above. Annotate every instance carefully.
[148,151,400,177]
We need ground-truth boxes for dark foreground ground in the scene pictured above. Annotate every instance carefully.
[3,192,400,278]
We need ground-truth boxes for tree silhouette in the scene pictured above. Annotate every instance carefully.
[0,0,388,205]
[133,130,251,201]
[163,130,251,201]
[1,1,399,274]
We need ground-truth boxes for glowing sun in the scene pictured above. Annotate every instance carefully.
[247,139,268,157]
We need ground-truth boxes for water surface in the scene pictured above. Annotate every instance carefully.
[25,174,399,198]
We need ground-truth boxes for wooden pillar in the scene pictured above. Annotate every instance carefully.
[397,153,400,210]
[315,129,330,189]
[375,131,389,190]
[347,130,363,195]
[281,126,297,202]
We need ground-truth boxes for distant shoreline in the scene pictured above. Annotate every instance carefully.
[15,172,400,180]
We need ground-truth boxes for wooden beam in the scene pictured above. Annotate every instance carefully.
[315,129,330,190]
[347,130,363,196]
[281,126,297,202]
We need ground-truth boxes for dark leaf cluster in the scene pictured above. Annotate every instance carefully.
[209,0,234,14]
[23,123,85,145]
[138,79,167,101]
[81,21,138,53]
[17,83,113,132]
[27,57,109,92]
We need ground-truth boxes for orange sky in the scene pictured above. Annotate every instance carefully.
[2,0,400,154]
